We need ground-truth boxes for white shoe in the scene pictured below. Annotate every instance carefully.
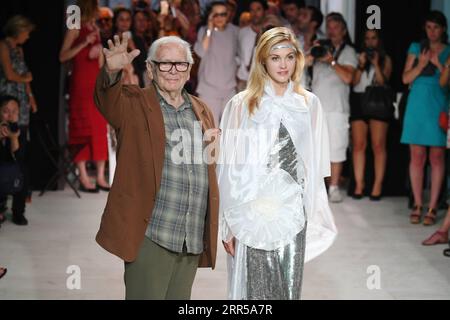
[328,185,343,203]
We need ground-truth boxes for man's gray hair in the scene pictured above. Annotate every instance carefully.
[147,36,194,64]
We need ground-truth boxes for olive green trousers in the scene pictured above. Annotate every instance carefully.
[124,237,200,300]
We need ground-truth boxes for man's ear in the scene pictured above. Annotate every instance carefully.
[146,61,154,80]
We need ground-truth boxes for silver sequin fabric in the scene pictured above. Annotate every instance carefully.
[246,122,307,300]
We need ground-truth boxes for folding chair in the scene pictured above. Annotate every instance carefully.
[34,116,83,198]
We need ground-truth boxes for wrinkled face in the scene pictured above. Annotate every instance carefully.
[116,11,132,33]
[15,31,30,45]
[211,4,228,29]
[249,2,265,26]
[282,4,299,25]
[425,21,445,43]
[326,19,346,43]
[134,12,149,33]
[0,100,19,123]
[264,42,296,85]
[364,30,379,48]
[149,43,191,93]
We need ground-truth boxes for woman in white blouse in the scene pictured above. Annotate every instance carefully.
[217,27,337,300]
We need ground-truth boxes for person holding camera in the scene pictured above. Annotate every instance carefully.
[310,12,357,203]
[401,11,450,225]
[0,95,28,226]
[350,29,393,200]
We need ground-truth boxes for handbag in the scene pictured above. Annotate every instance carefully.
[0,161,24,196]
[439,111,449,132]
[361,76,394,121]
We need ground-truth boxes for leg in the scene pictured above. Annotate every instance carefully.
[428,147,445,209]
[92,126,109,188]
[165,246,200,299]
[76,161,96,189]
[409,145,426,223]
[369,120,389,197]
[423,147,446,225]
[409,145,426,206]
[95,160,110,188]
[351,120,368,195]
[124,238,175,300]
[330,162,343,187]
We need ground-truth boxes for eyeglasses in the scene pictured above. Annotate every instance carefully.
[213,12,228,18]
[151,60,190,72]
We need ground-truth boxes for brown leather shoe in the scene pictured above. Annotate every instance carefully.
[422,230,449,246]
[410,205,422,224]
[423,208,438,226]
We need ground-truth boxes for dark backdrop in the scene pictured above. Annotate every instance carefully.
[1,0,65,190]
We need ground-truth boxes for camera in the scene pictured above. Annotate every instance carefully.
[8,122,19,133]
[1,121,19,133]
[365,47,376,61]
[310,39,335,59]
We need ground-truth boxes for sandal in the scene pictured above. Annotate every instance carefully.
[409,204,422,224]
[422,230,449,246]
[423,208,438,226]
[0,267,7,280]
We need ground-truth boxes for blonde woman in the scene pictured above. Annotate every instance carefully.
[217,27,337,300]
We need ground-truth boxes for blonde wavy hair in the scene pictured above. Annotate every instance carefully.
[244,27,306,114]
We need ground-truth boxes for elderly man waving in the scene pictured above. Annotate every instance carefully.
[94,33,219,300]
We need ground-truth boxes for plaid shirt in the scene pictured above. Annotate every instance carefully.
[145,88,209,254]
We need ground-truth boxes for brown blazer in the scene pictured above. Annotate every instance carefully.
[93,68,219,268]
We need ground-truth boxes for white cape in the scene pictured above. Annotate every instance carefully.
[217,81,337,262]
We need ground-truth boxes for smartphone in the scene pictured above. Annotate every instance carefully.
[160,0,169,16]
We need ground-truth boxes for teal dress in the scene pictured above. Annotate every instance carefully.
[401,42,450,147]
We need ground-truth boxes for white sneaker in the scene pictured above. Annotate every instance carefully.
[328,185,343,203]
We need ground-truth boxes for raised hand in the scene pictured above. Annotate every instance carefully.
[103,33,140,73]
[418,49,431,69]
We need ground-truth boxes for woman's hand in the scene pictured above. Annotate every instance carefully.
[207,12,214,31]
[23,72,33,83]
[418,49,431,69]
[103,33,140,73]
[370,51,380,66]
[222,238,236,257]
[29,95,38,113]
[430,50,442,70]
[0,123,8,139]
[85,31,98,46]
[358,52,367,68]
[88,43,102,60]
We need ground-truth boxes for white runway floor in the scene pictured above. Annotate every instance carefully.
[0,189,449,300]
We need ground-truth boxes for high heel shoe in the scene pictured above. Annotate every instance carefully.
[423,208,438,226]
[409,204,422,224]
[79,184,99,193]
[96,183,110,192]
[422,230,448,245]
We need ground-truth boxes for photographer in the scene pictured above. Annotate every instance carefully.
[0,95,27,226]
[351,29,392,200]
[310,12,357,203]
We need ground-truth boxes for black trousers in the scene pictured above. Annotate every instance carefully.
[0,125,29,216]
